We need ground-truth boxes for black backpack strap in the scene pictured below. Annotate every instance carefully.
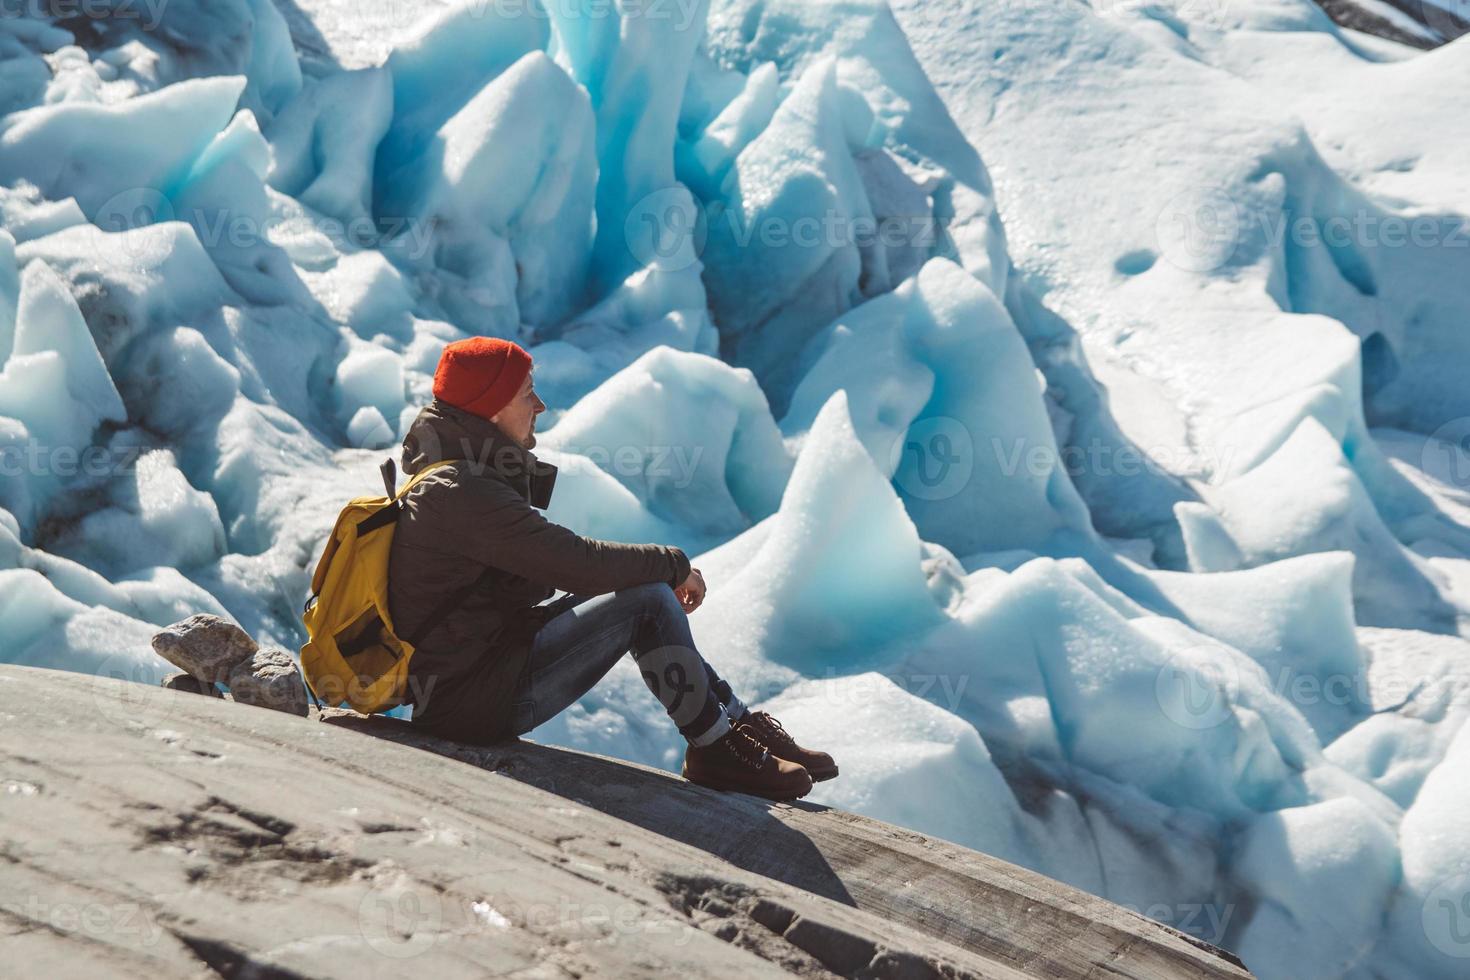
[381,458,397,496]
[356,501,402,536]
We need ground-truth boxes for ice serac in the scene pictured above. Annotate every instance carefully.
[787,258,1089,557]
[374,0,550,186]
[701,57,872,411]
[760,672,1040,865]
[11,261,125,428]
[0,572,161,679]
[542,347,791,537]
[0,76,246,218]
[537,267,721,411]
[0,262,127,530]
[695,390,945,680]
[1324,627,1470,808]
[242,0,303,117]
[902,557,1324,818]
[680,61,781,199]
[1384,719,1470,979]
[50,447,228,577]
[63,0,301,117]
[173,108,312,306]
[334,343,405,434]
[704,0,1011,298]
[1231,797,1400,980]
[532,445,689,558]
[1176,417,1452,631]
[547,0,709,295]
[6,0,1470,976]
[15,223,236,360]
[120,326,242,441]
[1144,552,1363,741]
[379,51,596,332]
[266,67,393,226]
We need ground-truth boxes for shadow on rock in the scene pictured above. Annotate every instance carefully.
[320,711,857,908]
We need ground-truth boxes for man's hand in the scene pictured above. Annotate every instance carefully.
[675,568,706,614]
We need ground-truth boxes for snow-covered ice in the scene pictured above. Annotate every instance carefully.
[3,0,1470,975]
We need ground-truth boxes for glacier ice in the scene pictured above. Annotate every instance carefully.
[3,0,1470,976]
[1232,796,1400,979]
[701,57,878,410]
[761,671,1040,866]
[540,346,790,537]
[12,261,125,429]
[266,67,392,226]
[0,75,247,218]
[785,257,1091,556]
[379,50,596,331]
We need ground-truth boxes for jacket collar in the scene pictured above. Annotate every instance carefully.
[401,399,558,509]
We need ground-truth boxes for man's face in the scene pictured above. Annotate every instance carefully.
[491,370,546,449]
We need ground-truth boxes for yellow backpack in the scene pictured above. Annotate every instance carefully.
[300,459,465,713]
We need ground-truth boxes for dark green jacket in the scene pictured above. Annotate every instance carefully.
[388,399,691,743]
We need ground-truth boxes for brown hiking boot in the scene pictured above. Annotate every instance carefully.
[682,725,813,801]
[740,711,839,781]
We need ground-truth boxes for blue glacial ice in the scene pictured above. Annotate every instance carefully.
[2,0,1470,975]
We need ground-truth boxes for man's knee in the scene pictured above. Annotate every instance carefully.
[625,580,681,616]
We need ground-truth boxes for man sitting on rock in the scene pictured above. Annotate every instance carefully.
[388,337,837,801]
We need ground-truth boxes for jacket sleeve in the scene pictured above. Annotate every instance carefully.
[413,471,691,595]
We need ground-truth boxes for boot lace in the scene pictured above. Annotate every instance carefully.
[745,711,796,753]
[727,726,771,771]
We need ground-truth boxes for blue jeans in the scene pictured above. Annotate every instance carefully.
[508,582,746,747]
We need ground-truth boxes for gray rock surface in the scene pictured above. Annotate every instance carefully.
[0,665,1253,979]
[161,672,224,698]
[150,615,257,685]
[226,648,309,717]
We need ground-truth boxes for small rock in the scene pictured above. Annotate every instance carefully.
[151,615,257,685]
[161,672,224,699]
[227,649,308,718]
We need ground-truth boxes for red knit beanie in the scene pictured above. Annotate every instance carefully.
[432,337,533,421]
